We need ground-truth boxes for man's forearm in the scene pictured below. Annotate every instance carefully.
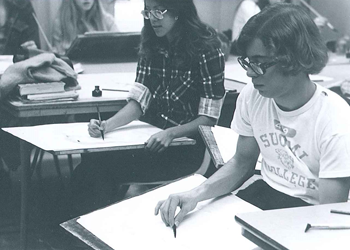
[191,156,255,203]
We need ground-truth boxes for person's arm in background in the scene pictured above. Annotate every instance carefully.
[146,115,217,153]
[154,135,260,227]
[88,99,143,138]
[0,53,56,100]
[232,0,260,42]
[0,65,23,100]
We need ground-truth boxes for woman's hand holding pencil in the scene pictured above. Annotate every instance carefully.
[88,119,107,139]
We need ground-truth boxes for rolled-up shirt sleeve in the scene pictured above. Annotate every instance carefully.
[127,82,152,114]
[126,57,152,114]
[198,48,226,120]
[198,96,224,120]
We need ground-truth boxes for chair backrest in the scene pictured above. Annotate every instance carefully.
[217,91,240,128]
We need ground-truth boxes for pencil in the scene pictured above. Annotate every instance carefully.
[96,106,104,140]
[160,114,180,126]
[305,223,350,232]
[102,88,129,92]
[331,209,350,216]
[172,224,176,238]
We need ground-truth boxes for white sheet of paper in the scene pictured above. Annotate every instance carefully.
[225,63,333,83]
[2,121,192,152]
[77,174,260,250]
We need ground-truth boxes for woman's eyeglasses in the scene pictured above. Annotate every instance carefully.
[238,57,278,75]
[141,9,168,20]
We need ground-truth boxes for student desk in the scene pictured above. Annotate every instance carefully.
[0,72,136,119]
[61,174,262,250]
[235,202,350,250]
[2,121,196,250]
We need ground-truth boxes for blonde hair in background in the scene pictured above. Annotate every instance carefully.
[58,0,112,47]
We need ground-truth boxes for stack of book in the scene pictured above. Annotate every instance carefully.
[17,81,78,102]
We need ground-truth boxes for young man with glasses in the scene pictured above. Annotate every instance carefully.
[155,3,350,229]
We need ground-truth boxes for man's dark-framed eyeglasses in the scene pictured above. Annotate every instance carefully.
[237,56,278,75]
[141,9,168,20]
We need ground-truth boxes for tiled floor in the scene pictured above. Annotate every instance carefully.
[0,152,150,250]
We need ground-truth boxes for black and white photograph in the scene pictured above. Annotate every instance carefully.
[0,0,349,249]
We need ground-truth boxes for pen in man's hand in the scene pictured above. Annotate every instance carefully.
[172,224,177,238]
[96,106,104,140]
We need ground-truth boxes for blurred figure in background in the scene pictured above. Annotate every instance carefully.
[231,0,291,55]
[52,0,118,55]
[0,0,40,55]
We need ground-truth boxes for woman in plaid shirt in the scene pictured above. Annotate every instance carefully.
[71,0,226,214]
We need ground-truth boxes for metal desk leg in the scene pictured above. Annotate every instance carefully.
[20,140,31,250]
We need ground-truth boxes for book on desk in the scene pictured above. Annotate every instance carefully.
[15,81,79,102]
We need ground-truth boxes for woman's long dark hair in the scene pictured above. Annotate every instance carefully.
[139,0,221,67]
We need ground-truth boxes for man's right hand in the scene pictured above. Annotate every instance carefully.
[154,190,199,228]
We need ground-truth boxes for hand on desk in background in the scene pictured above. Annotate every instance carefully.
[145,129,175,153]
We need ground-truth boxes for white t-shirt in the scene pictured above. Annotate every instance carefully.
[231,83,350,204]
[232,0,260,42]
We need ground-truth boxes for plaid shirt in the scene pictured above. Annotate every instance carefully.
[128,47,225,129]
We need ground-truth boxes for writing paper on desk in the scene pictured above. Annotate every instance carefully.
[2,121,194,152]
[75,174,259,250]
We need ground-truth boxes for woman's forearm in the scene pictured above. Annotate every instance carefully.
[104,100,143,133]
[166,115,216,139]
